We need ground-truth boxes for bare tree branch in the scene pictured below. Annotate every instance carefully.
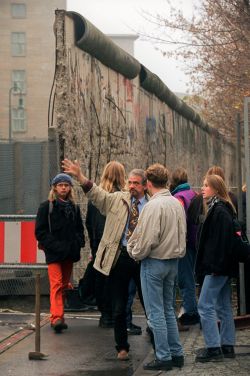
[141,0,250,138]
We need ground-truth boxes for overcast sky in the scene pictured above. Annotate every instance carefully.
[67,0,197,93]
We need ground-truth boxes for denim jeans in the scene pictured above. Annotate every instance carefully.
[141,258,183,361]
[178,246,198,314]
[198,275,235,348]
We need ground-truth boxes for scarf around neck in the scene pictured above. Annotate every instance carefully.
[206,196,220,212]
[56,198,75,220]
[171,182,191,195]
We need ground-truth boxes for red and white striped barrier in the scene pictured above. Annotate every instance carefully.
[0,219,45,264]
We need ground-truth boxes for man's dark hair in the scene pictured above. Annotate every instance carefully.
[146,164,169,188]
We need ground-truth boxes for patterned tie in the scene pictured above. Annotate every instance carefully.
[126,199,140,240]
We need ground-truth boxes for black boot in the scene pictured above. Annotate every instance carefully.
[127,323,142,335]
[221,345,235,358]
[172,355,184,368]
[143,359,173,371]
[179,312,200,326]
[98,316,114,328]
[195,347,224,363]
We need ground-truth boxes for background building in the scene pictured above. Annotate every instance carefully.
[0,0,66,214]
[0,2,139,214]
[0,0,66,141]
[108,34,138,56]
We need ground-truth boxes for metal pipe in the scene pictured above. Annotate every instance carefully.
[9,86,13,142]
[236,113,243,222]
[244,98,250,240]
[28,273,48,360]
[0,215,36,220]
[237,113,246,315]
[8,84,23,142]
[35,273,41,352]
[0,264,47,269]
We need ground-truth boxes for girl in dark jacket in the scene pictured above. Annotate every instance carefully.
[35,173,85,332]
[195,174,237,363]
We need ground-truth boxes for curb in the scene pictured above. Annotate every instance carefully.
[0,315,49,354]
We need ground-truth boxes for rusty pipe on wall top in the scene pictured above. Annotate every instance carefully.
[67,11,141,80]
[140,65,222,139]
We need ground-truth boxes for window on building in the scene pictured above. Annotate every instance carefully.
[11,4,26,18]
[12,107,26,132]
[12,70,26,93]
[11,32,26,56]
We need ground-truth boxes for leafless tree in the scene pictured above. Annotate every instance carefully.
[141,0,250,138]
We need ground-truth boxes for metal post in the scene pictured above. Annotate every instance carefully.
[28,273,48,360]
[8,84,23,142]
[236,113,246,315]
[244,98,250,239]
[237,113,243,221]
[35,273,41,353]
[9,86,13,142]
[243,97,250,315]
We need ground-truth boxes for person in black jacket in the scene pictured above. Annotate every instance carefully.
[189,165,237,291]
[195,174,237,363]
[35,173,85,333]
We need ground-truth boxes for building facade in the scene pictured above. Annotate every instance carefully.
[108,34,138,56]
[0,0,66,140]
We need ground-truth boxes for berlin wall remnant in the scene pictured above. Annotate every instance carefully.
[51,9,236,281]
[52,10,236,190]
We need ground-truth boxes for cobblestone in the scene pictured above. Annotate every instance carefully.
[134,324,250,375]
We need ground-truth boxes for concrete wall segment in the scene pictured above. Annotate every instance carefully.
[53,10,236,190]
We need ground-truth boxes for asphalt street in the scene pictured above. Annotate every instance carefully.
[0,311,250,375]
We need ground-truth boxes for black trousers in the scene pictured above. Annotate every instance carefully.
[78,260,96,302]
[95,271,113,320]
[109,248,143,352]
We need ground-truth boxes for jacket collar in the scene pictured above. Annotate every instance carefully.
[149,188,171,200]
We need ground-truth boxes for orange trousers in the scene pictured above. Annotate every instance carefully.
[47,259,73,324]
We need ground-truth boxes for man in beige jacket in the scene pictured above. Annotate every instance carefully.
[127,163,186,372]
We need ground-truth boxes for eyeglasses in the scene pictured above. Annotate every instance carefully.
[56,183,71,188]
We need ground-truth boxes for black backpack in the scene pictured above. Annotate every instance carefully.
[37,201,53,250]
[186,194,204,226]
[232,217,250,263]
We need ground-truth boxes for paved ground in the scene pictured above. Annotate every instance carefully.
[0,309,250,375]
[135,324,250,376]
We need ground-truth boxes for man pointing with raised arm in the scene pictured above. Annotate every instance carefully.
[62,159,148,361]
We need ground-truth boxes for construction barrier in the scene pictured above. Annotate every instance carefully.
[0,215,48,295]
[0,215,45,264]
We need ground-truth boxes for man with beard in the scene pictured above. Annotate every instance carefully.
[62,159,148,361]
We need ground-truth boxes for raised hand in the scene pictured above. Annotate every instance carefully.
[62,159,87,184]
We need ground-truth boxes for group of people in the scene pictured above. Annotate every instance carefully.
[35,160,250,372]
